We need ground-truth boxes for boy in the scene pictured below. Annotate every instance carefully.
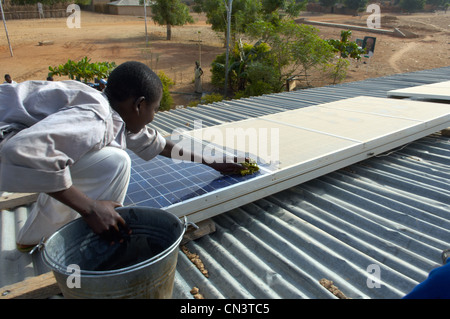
[0,61,244,250]
[3,74,17,84]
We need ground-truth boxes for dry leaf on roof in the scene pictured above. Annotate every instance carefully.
[181,245,209,278]
[190,286,205,299]
[319,278,351,299]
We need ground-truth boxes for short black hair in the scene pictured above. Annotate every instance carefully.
[104,61,162,104]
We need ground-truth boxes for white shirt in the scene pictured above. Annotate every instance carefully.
[0,80,166,193]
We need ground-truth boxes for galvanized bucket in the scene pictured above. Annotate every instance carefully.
[42,207,188,299]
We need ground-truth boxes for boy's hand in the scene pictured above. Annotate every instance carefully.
[207,156,250,175]
[48,186,131,245]
[82,200,132,245]
[208,162,247,175]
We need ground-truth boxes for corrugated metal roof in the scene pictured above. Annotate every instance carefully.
[1,66,449,298]
[173,133,450,299]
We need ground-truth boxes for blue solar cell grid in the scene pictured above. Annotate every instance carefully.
[124,151,263,209]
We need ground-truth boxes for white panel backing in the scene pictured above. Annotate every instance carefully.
[387,80,450,101]
[166,96,450,223]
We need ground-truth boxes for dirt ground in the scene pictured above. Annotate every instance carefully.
[0,10,449,107]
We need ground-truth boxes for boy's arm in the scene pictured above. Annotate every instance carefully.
[159,138,247,175]
[48,186,131,244]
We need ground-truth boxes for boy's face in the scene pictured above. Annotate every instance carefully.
[125,94,161,134]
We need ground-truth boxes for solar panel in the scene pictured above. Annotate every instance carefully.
[124,96,450,223]
[124,138,272,210]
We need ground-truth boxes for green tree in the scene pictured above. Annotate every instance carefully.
[193,0,261,41]
[240,61,280,97]
[212,20,335,97]
[193,0,306,40]
[11,0,78,4]
[320,0,339,12]
[291,26,335,85]
[426,0,444,5]
[400,0,426,12]
[247,20,334,87]
[211,40,279,95]
[151,0,194,40]
[343,0,368,13]
[261,0,306,24]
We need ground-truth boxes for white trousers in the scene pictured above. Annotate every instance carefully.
[16,147,131,245]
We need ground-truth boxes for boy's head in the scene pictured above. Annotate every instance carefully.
[105,61,162,133]
[4,74,11,83]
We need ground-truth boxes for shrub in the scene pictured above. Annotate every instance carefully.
[236,61,279,98]
[158,71,174,111]
[187,92,225,107]
[48,57,116,83]
[324,57,350,85]
[211,40,276,95]
[326,30,365,60]
[201,93,225,105]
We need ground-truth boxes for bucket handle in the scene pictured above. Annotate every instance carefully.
[29,237,46,255]
[183,216,199,231]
